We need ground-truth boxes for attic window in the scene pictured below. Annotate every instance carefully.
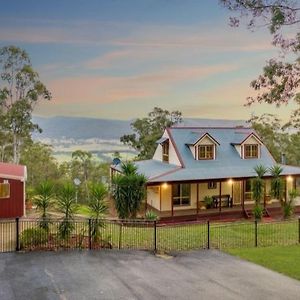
[198,145,214,160]
[0,181,10,199]
[162,141,169,162]
[244,144,258,158]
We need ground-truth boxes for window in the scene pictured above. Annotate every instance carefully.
[208,181,217,189]
[198,145,214,160]
[0,181,10,199]
[244,144,258,158]
[162,141,169,162]
[172,184,190,206]
[245,179,252,201]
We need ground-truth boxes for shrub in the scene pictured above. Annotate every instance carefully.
[253,204,264,221]
[283,189,298,219]
[145,210,158,221]
[20,228,48,249]
[203,196,213,209]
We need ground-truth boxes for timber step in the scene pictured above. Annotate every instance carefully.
[244,208,271,219]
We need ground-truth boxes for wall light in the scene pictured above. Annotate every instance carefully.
[287,176,293,182]
[228,179,233,185]
[162,183,168,189]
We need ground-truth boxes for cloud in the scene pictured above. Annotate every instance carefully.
[45,63,238,106]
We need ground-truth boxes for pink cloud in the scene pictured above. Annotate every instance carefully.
[47,63,238,105]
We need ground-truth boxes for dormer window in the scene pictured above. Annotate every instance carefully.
[162,141,169,162]
[198,145,214,160]
[244,144,258,159]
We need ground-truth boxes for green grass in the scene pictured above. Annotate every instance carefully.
[226,245,300,281]
[75,204,91,217]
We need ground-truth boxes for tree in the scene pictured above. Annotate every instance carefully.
[220,1,300,122]
[0,46,51,163]
[252,165,267,220]
[71,150,92,199]
[88,183,108,243]
[34,181,55,230]
[120,107,182,160]
[111,162,147,219]
[56,183,78,239]
[20,141,60,188]
[269,165,284,201]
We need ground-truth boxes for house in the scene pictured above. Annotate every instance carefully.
[111,126,300,221]
[0,162,27,218]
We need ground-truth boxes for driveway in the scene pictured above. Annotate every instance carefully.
[0,250,299,300]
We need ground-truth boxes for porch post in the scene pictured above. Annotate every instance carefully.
[196,183,199,215]
[145,185,148,213]
[159,185,162,211]
[242,180,245,211]
[171,184,174,217]
[219,181,222,213]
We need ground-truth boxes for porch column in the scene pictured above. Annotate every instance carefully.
[241,180,245,211]
[219,181,222,213]
[196,183,199,215]
[171,184,174,217]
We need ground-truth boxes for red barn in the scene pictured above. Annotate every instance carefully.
[0,162,27,218]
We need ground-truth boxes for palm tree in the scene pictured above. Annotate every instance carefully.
[252,165,267,220]
[111,162,147,219]
[88,182,108,243]
[269,165,284,201]
[34,181,54,230]
[56,183,78,239]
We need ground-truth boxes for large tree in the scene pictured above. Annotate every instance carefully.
[0,46,51,163]
[220,1,300,123]
[120,107,182,160]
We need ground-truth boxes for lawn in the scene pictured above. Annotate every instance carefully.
[226,245,300,281]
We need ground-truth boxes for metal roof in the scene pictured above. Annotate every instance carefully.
[131,127,300,183]
[0,162,27,181]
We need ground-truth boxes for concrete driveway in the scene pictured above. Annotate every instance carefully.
[0,250,299,300]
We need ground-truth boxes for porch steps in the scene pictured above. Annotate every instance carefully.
[244,208,271,219]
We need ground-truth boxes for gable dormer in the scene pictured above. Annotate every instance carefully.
[153,130,181,166]
[232,132,262,159]
[186,133,219,160]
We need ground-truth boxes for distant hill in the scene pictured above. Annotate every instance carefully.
[32,116,132,140]
[32,116,247,140]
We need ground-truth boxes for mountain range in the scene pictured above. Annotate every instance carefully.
[32,116,247,140]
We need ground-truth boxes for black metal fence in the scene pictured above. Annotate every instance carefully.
[0,217,299,253]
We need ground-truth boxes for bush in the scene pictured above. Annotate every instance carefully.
[253,204,263,221]
[20,228,48,249]
[203,196,213,209]
[145,210,158,221]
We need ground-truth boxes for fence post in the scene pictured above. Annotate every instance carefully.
[298,217,300,244]
[207,220,210,249]
[118,223,122,250]
[255,220,258,247]
[153,221,157,253]
[88,219,92,250]
[16,217,20,251]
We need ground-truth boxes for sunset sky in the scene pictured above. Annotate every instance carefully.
[0,0,294,120]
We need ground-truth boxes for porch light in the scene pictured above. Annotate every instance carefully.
[228,179,233,185]
[287,176,293,182]
[162,183,168,189]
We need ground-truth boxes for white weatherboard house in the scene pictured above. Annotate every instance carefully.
[112,126,300,220]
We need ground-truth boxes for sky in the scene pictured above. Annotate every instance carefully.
[0,0,295,120]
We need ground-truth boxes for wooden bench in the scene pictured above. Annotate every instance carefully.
[212,194,233,208]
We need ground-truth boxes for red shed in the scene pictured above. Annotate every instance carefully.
[0,162,27,218]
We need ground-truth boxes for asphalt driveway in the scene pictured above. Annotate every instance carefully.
[0,250,299,300]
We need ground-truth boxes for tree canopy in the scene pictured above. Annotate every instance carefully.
[220,0,300,124]
[120,107,182,160]
[0,46,51,163]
